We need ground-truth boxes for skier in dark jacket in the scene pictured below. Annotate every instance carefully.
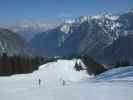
[62,79,66,86]
[38,78,41,85]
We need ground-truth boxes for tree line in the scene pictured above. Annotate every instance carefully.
[74,55,131,75]
[0,53,46,76]
[0,52,131,76]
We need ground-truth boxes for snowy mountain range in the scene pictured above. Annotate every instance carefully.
[0,28,34,56]
[0,9,133,64]
[30,10,133,64]
[100,34,133,65]
[10,21,60,41]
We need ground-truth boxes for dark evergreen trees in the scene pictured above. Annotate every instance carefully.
[81,55,107,75]
[0,53,46,76]
[114,59,130,68]
[74,61,83,71]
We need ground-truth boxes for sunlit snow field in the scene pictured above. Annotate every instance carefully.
[0,60,133,100]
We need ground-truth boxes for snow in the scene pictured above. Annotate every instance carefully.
[92,13,119,20]
[105,15,119,20]
[0,60,133,100]
[65,20,75,24]
[75,16,89,23]
[0,41,5,52]
[38,60,89,83]
[60,24,71,34]
[111,23,121,30]
[94,66,133,81]
[60,16,89,33]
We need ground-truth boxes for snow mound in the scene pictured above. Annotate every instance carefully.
[38,60,89,82]
[95,66,133,81]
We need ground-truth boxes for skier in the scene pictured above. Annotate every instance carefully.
[62,79,66,86]
[38,78,41,85]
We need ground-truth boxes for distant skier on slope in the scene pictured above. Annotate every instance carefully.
[59,78,66,86]
[62,79,66,86]
[38,78,41,85]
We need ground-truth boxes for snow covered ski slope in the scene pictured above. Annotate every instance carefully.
[0,60,133,100]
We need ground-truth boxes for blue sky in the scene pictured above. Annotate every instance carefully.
[0,0,133,25]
